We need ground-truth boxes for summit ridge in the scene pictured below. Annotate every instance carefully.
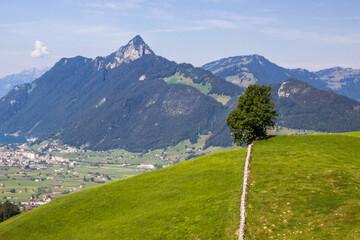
[106,35,155,69]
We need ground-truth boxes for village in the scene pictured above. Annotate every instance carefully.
[0,135,219,210]
[0,142,169,209]
[0,151,72,169]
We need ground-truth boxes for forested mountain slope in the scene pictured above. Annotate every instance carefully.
[0,36,243,151]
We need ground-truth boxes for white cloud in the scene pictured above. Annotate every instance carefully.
[0,21,39,28]
[30,40,49,58]
[149,18,245,33]
[200,19,238,29]
[84,0,145,10]
[263,28,360,44]
[149,26,208,33]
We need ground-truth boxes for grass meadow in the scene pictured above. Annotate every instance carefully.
[0,148,246,240]
[1,133,359,239]
[246,133,360,239]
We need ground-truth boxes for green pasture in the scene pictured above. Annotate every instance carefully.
[0,148,246,240]
[246,134,360,239]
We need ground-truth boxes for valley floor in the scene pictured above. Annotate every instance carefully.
[0,134,232,204]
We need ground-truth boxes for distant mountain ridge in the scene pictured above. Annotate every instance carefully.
[202,55,360,101]
[271,78,360,132]
[0,36,243,151]
[1,37,359,151]
[315,67,360,101]
[0,68,48,97]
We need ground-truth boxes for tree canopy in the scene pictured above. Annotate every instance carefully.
[0,200,20,222]
[226,84,277,145]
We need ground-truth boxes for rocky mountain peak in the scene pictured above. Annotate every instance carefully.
[106,35,155,69]
[277,78,312,98]
[129,35,147,46]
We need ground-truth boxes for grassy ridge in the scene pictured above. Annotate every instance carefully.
[246,134,360,239]
[0,149,246,240]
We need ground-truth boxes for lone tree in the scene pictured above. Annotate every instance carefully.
[226,84,277,145]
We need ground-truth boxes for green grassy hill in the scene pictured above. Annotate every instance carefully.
[1,133,360,239]
[0,149,247,240]
[247,133,360,239]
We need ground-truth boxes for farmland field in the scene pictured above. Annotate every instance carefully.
[0,134,233,202]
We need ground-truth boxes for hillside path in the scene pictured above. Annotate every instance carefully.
[238,143,253,240]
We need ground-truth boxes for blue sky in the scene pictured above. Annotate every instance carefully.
[0,0,360,77]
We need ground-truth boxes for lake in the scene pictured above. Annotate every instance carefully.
[0,134,27,144]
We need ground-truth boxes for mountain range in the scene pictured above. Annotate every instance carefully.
[202,55,360,101]
[271,78,360,132]
[315,67,360,101]
[0,36,360,151]
[0,36,242,151]
[0,68,48,98]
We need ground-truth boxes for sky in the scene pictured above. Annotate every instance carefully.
[0,0,360,77]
